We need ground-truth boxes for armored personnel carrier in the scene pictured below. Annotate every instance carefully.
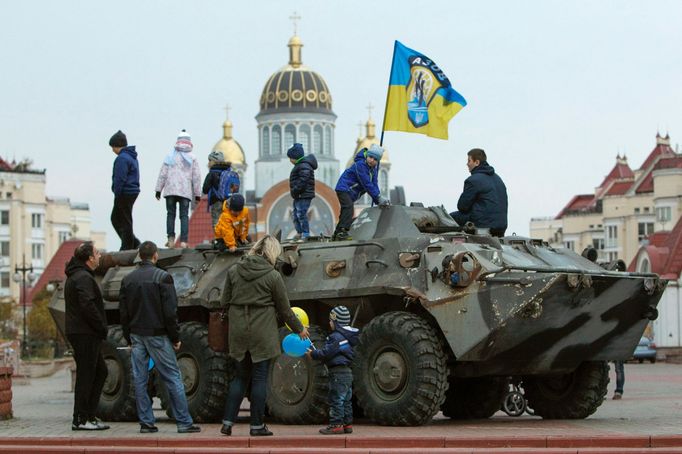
[49,205,664,426]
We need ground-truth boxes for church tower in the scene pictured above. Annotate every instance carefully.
[211,113,247,192]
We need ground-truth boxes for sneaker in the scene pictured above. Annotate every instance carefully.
[343,424,353,434]
[89,419,110,430]
[319,424,344,435]
[250,425,273,436]
[220,424,232,436]
[166,237,176,248]
[178,425,201,433]
[140,423,159,433]
[334,230,351,241]
[179,242,188,249]
[613,392,623,400]
[72,421,104,431]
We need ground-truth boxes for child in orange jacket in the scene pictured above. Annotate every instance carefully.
[215,194,249,252]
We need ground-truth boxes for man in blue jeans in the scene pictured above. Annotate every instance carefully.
[613,360,625,399]
[120,241,200,433]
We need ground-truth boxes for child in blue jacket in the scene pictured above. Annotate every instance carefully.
[333,144,389,240]
[307,306,360,435]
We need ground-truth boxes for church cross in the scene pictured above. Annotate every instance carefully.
[366,102,374,119]
[290,11,302,35]
[223,103,231,120]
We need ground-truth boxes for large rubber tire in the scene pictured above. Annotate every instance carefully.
[354,311,448,426]
[157,322,229,423]
[441,376,508,419]
[98,325,137,421]
[523,361,609,419]
[267,325,329,424]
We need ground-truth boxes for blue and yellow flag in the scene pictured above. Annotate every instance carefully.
[383,41,467,140]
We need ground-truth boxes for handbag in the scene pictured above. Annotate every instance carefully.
[208,310,228,352]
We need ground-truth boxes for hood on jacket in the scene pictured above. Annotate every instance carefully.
[65,256,92,277]
[471,161,495,176]
[299,154,318,170]
[337,325,360,346]
[236,255,274,282]
[354,148,380,170]
[120,145,138,160]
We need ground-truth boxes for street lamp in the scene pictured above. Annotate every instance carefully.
[12,254,36,359]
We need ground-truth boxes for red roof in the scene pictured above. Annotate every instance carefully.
[634,156,682,194]
[556,194,596,219]
[599,160,634,188]
[27,239,83,303]
[184,197,217,248]
[604,180,633,196]
[0,157,13,171]
[639,138,675,171]
[629,216,682,279]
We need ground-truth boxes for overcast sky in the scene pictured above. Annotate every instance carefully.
[2,0,681,250]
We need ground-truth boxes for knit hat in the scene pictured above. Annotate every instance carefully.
[175,129,193,152]
[287,143,305,160]
[208,150,224,162]
[366,144,384,161]
[229,193,244,212]
[330,306,351,326]
[109,130,127,148]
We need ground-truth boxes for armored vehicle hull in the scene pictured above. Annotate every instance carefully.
[49,206,664,426]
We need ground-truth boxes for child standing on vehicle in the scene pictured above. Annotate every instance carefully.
[202,151,240,229]
[307,306,360,435]
[215,193,249,253]
[287,143,318,241]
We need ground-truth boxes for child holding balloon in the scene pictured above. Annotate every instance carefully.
[306,306,360,435]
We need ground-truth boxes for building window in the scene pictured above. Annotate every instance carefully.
[564,241,575,251]
[0,210,8,225]
[31,213,43,229]
[284,124,296,150]
[262,127,270,156]
[0,241,8,257]
[638,222,654,241]
[324,125,332,156]
[31,243,43,260]
[644,207,650,213]
[656,206,672,223]
[58,231,70,245]
[299,125,311,153]
[313,125,322,154]
[0,272,9,289]
[605,225,618,248]
[271,125,281,156]
[634,207,640,214]
[379,169,389,195]
[608,251,619,261]
[592,238,604,250]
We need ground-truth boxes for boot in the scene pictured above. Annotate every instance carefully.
[166,236,176,248]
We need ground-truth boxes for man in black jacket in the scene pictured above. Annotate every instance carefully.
[120,241,200,434]
[450,148,508,237]
[64,242,109,431]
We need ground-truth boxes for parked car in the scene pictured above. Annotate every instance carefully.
[633,336,657,363]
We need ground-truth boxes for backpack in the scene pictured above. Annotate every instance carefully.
[217,169,240,199]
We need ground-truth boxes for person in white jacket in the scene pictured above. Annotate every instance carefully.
[155,130,202,248]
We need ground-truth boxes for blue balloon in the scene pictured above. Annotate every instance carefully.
[282,333,312,357]
[148,357,155,370]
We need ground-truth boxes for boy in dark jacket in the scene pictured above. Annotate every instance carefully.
[333,144,389,240]
[109,130,141,251]
[287,143,318,241]
[450,148,508,237]
[202,151,233,228]
[307,306,360,435]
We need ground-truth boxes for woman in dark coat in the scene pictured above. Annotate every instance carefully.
[220,235,309,436]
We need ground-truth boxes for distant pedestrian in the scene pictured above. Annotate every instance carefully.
[64,241,110,431]
[215,193,250,252]
[333,144,390,240]
[109,130,141,250]
[120,241,200,434]
[287,143,318,241]
[613,360,625,399]
[155,130,202,248]
[220,235,309,437]
[307,306,360,435]
[202,151,238,228]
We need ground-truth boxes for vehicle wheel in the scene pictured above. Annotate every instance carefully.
[501,390,526,417]
[98,325,137,421]
[267,325,329,424]
[157,322,230,423]
[650,357,656,364]
[354,311,448,426]
[523,361,609,419]
[638,358,644,364]
[441,376,508,419]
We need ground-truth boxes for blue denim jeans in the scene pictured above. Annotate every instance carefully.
[130,334,193,429]
[292,198,312,237]
[614,360,625,394]
[166,196,190,242]
[222,355,270,428]
[328,367,353,425]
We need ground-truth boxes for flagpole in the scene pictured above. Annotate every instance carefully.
[379,40,398,147]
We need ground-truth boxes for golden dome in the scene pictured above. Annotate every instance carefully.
[213,121,246,166]
[258,35,334,116]
[347,117,390,168]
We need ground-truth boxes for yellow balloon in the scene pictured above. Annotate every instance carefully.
[287,307,309,330]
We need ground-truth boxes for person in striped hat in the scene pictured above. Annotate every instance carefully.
[307,305,360,435]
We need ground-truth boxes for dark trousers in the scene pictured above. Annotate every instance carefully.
[614,360,625,394]
[67,334,108,424]
[334,191,355,234]
[111,194,140,250]
[223,354,270,427]
[328,367,353,425]
[165,196,190,242]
